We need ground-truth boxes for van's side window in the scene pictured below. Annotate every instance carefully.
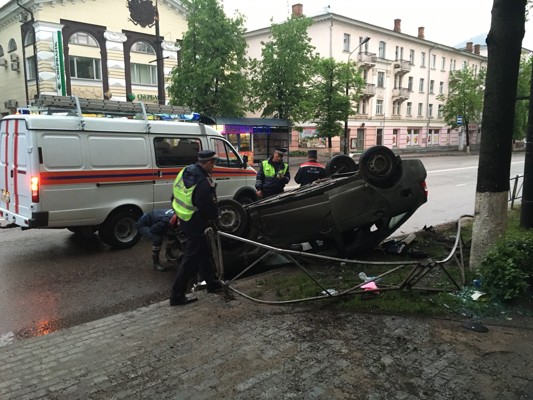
[212,138,241,168]
[154,137,201,166]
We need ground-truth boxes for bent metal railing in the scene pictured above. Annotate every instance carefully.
[207,215,473,305]
[509,174,523,209]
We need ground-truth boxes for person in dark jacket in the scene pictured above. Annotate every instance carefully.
[135,208,178,272]
[255,148,290,198]
[169,150,222,306]
[294,149,326,186]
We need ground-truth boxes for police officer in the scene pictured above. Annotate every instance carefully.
[255,148,290,198]
[294,149,326,186]
[135,208,178,272]
[169,150,222,306]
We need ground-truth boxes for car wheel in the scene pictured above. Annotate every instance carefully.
[98,207,142,249]
[358,146,401,188]
[325,154,358,176]
[217,199,249,237]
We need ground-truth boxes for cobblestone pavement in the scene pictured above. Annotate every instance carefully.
[1,287,532,400]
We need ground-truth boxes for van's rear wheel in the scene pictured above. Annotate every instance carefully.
[99,207,142,249]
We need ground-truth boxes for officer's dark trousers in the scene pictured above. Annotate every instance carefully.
[170,235,216,299]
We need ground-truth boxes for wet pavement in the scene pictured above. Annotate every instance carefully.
[1,285,532,399]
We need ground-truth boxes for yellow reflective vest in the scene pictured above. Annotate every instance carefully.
[172,169,198,221]
[261,159,288,177]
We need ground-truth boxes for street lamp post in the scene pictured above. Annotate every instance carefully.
[343,36,370,154]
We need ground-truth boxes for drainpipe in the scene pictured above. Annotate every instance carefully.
[17,0,39,102]
[426,44,439,148]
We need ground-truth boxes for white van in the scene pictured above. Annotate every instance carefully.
[0,96,257,248]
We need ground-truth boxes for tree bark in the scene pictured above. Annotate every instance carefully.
[469,0,526,269]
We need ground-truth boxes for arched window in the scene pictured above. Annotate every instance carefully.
[132,41,155,55]
[69,32,98,47]
[8,38,17,52]
[24,30,35,46]
[0,45,4,57]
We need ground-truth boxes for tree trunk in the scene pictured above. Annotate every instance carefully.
[469,0,526,269]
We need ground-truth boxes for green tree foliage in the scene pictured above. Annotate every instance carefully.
[167,0,249,117]
[310,58,364,148]
[514,55,532,140]
[248,15,316,125]
[436,66,485,148]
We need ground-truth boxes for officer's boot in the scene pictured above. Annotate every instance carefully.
[152,246,168,272]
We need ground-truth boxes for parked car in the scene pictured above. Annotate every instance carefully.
[217,146,428,267]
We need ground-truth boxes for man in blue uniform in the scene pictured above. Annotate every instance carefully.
[135,208,178,272]
[170,150,222,306]
[255,148,290,198]
[294,149,326,186]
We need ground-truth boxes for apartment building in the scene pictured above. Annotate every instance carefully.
[0,0,186,116]
[245,4,487,153]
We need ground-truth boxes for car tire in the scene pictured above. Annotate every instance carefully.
[358,145,401,188]
[217,199,249,237]
[98,207,142,249]
[325,154,358,176]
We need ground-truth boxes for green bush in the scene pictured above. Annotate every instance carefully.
[477,236,533,301]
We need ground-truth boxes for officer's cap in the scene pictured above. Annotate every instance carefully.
[197,150,217,161]
[274,148,288,156]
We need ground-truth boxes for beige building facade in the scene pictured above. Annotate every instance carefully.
[0,0,187,116]
[245,4,487,153]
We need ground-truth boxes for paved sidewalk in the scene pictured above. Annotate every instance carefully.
[1,287,532,399]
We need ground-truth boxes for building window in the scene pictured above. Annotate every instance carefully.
[419,78,424,92]
[420,51,426,67]
[24,30,35,46]
[431,54,436,69]
[378,41,386,59]
[439,81,444,94]
[69,32,98,47]
[417,103,423,116]
[361,99,367,114]
[408,76,413,92]
[441,56,446,71]
[429,80,434,94]
[393,102,400,115]
[343,33,350,52]
[26,55,36,80]
[406,102,412,116]
[377,71,385,88]
[409,49,415,65]
[392,129,399,147]
[69,56,101,80]
[359,36,369,52]
[462,60,468,69]
[395,46,404,61]
[8,38,17,52]
[132,41,156,54]
[438,104,444,118]
[131,63,157,85]
[0,45,3,57]
[428,104,433,117]
[376,99,384,115]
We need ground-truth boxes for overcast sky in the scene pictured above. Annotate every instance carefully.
[223,0,533,50]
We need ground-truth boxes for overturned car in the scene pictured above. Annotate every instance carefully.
[217,146,428,266]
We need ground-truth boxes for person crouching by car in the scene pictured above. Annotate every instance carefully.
[135,208,179,272]
[294,149,326,186]
[169,150,223,306]
[255,147,290,198]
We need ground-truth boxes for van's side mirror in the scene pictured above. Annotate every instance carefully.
[242,155,248,168]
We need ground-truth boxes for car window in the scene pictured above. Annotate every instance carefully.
[154,137,201,167]
[212,138,241,168]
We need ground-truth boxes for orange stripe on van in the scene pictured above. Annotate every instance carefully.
[13,120,20,213]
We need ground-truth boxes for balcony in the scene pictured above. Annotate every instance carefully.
[357,52,377,70]
[392,87,410,102]
[361,83,376,98]
[393,59,411,76]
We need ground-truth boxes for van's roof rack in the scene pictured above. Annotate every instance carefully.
[34,95,191,118]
